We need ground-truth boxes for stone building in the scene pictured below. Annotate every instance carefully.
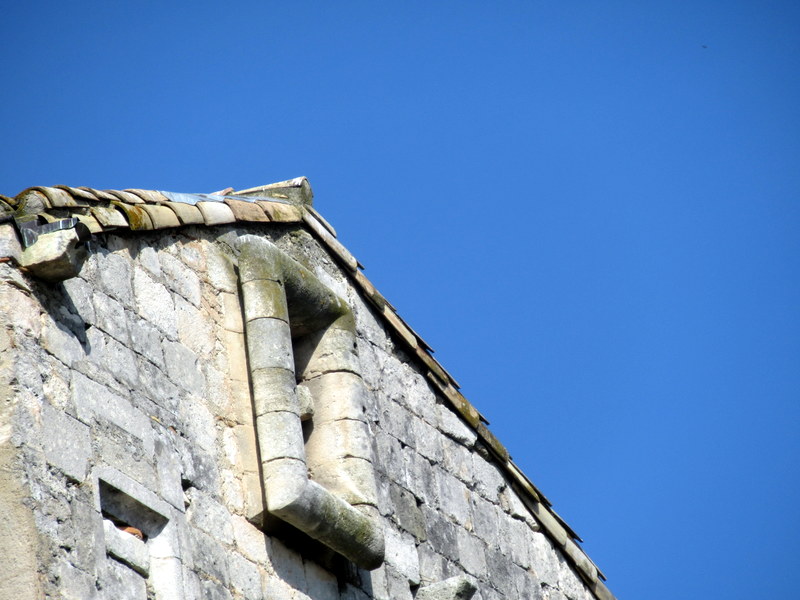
[0,178,615,600]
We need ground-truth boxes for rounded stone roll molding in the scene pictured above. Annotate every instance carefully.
[237,235,384,570]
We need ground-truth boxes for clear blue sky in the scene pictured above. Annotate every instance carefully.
[3,2,798,598]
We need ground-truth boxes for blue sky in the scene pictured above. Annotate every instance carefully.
[2,2,799,598]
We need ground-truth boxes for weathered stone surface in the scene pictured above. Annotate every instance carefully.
[133,266,177,338]
[42,402,91,481]
[246,317,294,371]
[41,317,85,367]
[160,251,202,307]
[20,228,86,281]
[98,559,147,600]
[388,482,426,541]
[186,487,234,544]
[2,217,606,600]
[103,519,150,576]
[92,292,130,343]
[94,250,134,307]
[0,223,22,262]
[384,526,420,585]
[163,339,205,396]
[416,575,478,600]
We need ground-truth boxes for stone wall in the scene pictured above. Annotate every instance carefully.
[0,221,597,600]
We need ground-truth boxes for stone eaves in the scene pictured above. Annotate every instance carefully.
[0,178,615,600]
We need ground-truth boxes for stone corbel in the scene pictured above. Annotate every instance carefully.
[16,217,90,281]
[237,235,384,570]
[416,576,478,600]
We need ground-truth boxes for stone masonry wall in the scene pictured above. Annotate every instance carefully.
[0,221,595,600]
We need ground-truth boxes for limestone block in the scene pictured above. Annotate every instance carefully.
[0,223,22,262]
[229,552,263,600]
[349,290,392,350]
[157,447,185,512]
[63,276,96,323]
[388,483,427,541]
[220,468,245,514]
[245,318,294,371]
[296,383,315,420]
[72,372,153,454]
[160,252,202,307]
[436,403,477,447]
[384,526,420,585]
[440,438,474,485]
[420,506,459,563]
[241,279,288,322]
[300,371,369,424]
[103,519,150,576]
[84,326,140,389]
[528,531,560,588]
[219,291,244,333]
[303,559,340,600]
[97,559,145,599]
[162,340,205,396]
[40,317,85,368]
[294,326,360,379]
[269,538,308,592]
[499,486,537,528]
[484,546,516,597]
[470,496,500,547]
[416,542,446,585]
[471,454,505,504]
[231,514,269,565]
[416,575,478,600]
[200,578,233,600]
[95,250,134,307]
[42,361,72,412]
[42,402,91,481]
[255,411,306,463]
[250,367,297,416]
[384,563,415,600]
[127,315,164,366]
[0,282,40,338]
[176,296,215,356]
[455,527,487,578]
[413,418,443,464]
[398,364,439,425]
[133,267,177,338]
[92,292,130,344]
[309,455,379,507]
[380,400,415,443]
[188,527,231,586]
[242,471,265,524]
[405,444,437,494]
[305,417,374,463]
[135,245,162,277]
[185,488,234,545]
[436,469,472,527]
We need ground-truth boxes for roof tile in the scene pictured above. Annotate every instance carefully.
[256,201,303,222]
[164,201,204,225]
[90,206,129,228]
[224,198,271,222]
[196,201,236,226]
[111,201,153,230]
[139,204,181,229]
